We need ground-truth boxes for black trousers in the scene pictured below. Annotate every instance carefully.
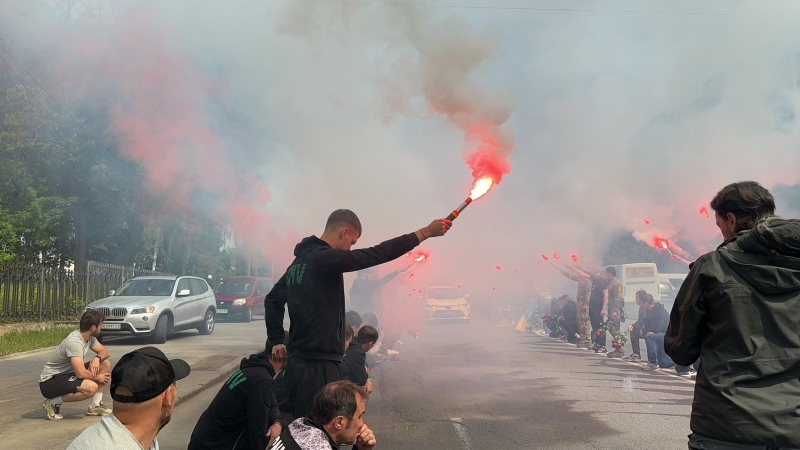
[589,305,605,347]
[630,324,644,355]
[284,356,341,419]
[559,319,579,343]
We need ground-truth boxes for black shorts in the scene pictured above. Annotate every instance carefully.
[39,362,90,399]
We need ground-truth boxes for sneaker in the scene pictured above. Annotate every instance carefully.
[677,369,697,377]
[87,403,112,416]
[607,350,624,358]
[386,349,400,356]
[43,399,63,420]
[623,354,641,362]
[595,346,607,354]
[641,362,659,371]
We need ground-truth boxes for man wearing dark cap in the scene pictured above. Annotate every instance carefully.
[265,209,451,419]
[67,347,190,450]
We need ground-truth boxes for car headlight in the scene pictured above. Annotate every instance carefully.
[131,305,157,314]
[426,304,436,309]
[232,298,247,306]
[131,307,146,315]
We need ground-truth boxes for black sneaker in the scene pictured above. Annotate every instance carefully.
[677,369,697,377]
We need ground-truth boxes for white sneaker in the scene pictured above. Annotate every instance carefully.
[43,399,63,420]
[386,349,400,356]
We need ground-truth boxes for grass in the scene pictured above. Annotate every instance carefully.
[0,326,75,357]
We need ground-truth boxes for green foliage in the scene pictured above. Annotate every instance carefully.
[0,326,74,357]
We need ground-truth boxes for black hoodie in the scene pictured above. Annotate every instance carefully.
[188,353,282,450]
[642,303,669,334]
[665,217,800,447]
[265,233,419,362]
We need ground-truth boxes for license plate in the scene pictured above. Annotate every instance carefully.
[217,309,228,314]
[102,323,121,330]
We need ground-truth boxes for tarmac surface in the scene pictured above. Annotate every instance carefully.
[158,317,694,450]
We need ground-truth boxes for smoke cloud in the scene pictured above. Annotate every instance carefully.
[3,0,800,304]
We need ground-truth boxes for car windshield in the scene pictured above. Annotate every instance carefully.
[426,287,463,300]
[215,281,253,296]
[114,279,175,297]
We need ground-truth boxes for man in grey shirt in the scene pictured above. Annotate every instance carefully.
[39,309,112,420]
[67,346,190,450]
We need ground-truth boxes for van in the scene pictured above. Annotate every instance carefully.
[609,263,661,311]
[214,276,273,322]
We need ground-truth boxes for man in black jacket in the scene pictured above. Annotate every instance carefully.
[188,340,283,450]
[265,209,451,419]
[666,181,800,449]
[341,325,378,394]
[640,295,671,371]
[557,295,580,343]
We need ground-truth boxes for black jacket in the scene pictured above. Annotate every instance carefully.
[349,271,400,314]
[642,303,668,334]
[665,217,800,447]
[188,353,282,450]
[341,337,368,386]
[560,300,578,328]
[265,234,419,362]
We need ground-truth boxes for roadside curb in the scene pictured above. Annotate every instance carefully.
[175,357,242,407]
[0,345,59,361]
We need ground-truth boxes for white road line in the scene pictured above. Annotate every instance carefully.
[450,418,475,450]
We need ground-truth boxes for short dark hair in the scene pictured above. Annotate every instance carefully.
[605,266,616,277]
[311,380,366,425]
[357,325,379,344]
[325,209,362,236]
[361,312,378,328]
[557,295,570,303]
[710,181,775,233]
[80,309,105,332]
[345,310,362,328]
[344,324,354,342]
[643,293,655,304]
[635,290,648,302]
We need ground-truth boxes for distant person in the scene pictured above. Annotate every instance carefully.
[67,346,190,450]
[345,310,363,334]
[264,209,451,419]
[556,295,580,343]
[188,339,285,450]
[623,290,649,362]
[341,325,379,395]
[349,264,411,315]
[567,264,610,353]
[40,309,112,420]
[268,381,376,450]
[666,181,800,448]
[604,267,625,359]
[548,295,563,338]
[640,295,671,371]
[556,263,593,348]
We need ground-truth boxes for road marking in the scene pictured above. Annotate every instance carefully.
[450,418,475,450]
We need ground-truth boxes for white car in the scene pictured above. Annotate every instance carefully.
[86,275,217,344]
[424,285,470,321]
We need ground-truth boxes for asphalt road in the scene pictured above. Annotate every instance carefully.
[158,317,694,450]
[0,317,268,450]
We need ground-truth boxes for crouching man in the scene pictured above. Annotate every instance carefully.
[269,381,376,450]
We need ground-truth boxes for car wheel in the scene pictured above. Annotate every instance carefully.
[152,315,169,344]
[241,306,253,323]
[199,309,215,335]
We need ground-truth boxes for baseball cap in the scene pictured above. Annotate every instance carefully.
[111,346,191,403]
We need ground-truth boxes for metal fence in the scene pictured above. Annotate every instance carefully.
[0,261,165,324]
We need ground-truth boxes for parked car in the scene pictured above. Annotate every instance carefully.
[214,276,272,322]
[86,275,217,344]
[424,285,470,321]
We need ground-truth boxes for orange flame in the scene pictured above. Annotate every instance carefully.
[414,255,427,263]
[407,273,415,278]
[654,237,670,250]
[469,176,494,200]
[699,206,710,219]
[571,254,578,262]
[552,252,560,259]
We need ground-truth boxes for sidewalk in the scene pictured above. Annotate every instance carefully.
[0,342,249,449]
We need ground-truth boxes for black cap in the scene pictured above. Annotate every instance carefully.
[110,346,191,403]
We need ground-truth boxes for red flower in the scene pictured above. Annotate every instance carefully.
[595,331,602,337]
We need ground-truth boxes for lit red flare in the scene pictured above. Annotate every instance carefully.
[643,218,650,225]
[653,237,675,255]
[540,254,549,261]
[407,273,415,279]
[495,265,501,270]
[470,176,494,200]
[414,255,427,263]
[457,284,462,289]
[552,252,560,260]
[699,206,710,219]
[571,254,578,262]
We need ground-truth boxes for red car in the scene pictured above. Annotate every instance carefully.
[214,276,272,322]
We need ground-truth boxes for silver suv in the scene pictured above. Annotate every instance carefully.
[86,275,217,344]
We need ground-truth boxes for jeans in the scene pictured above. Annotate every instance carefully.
[644,332,675,368]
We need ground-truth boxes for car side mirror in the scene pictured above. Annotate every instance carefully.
[177,289,191,297]
[109,290,115,296]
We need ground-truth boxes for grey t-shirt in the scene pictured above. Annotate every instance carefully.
[67,413,159,450]
[40,330,96,382]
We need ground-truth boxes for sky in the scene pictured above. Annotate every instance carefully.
[3,0,800,299]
